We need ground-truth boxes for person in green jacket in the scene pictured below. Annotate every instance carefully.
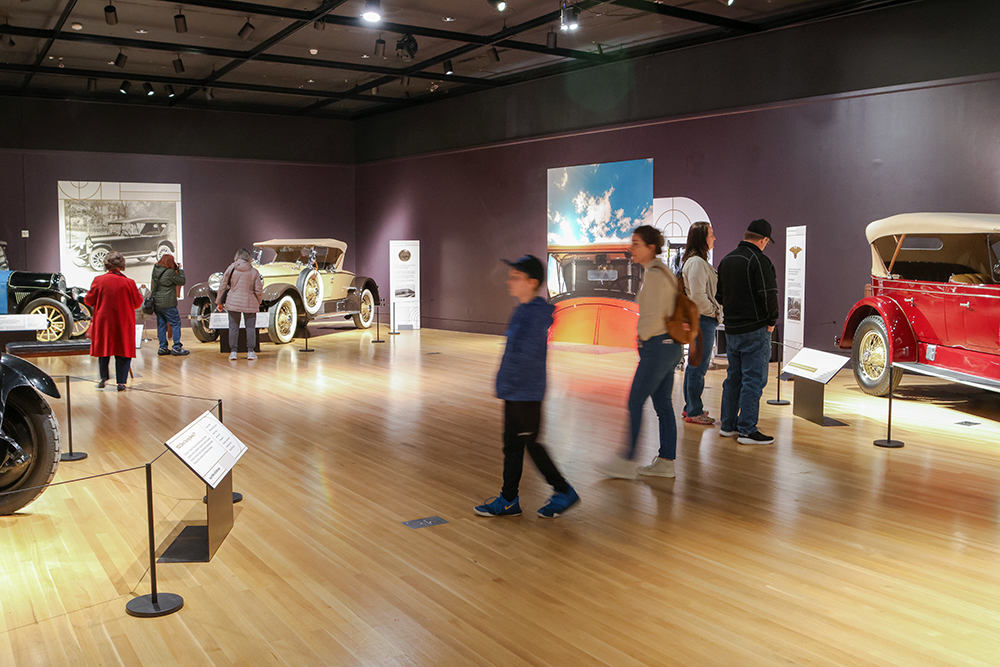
[150,254,189,356]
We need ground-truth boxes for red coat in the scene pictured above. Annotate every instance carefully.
[84,271,143,358]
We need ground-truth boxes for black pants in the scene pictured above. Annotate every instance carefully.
[98,356,131,385]
[501,400,569,501]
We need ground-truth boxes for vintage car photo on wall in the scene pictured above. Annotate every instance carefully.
[837,213,1000,395]
[188,239,379,345]
[0,241,91,342]
[70,218,174,272]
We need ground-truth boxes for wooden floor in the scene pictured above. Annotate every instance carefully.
[4,327,1000,666]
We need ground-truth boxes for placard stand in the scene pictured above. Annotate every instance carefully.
[160,471,235,563]
[784,348,850,427]
[59,375,87,462]
[792,378,847,427]
[373,300,385,343]
[767,341,790,406]
[874,365,904,448]
[126,463,184,617]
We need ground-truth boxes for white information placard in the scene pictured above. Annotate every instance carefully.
[389,240,420,331]
[165,410,248,488]
[783,347,849,385]
[208,312,269,329]
[783,225,806,353]
[0,314,49,331]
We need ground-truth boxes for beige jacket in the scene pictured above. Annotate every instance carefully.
[636,258,677,341]
[681,255,722,320]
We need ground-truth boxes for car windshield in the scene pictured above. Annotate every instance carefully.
[140,222,165,235]
[547,247,640,301]
[872,233,996,283]
[990,235,1000,283]
[0,245,7,271]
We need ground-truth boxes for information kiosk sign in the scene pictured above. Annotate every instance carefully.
[166,410,247,488]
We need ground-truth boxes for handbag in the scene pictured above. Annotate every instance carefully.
[652,265,703,362]
[142,272,158,315]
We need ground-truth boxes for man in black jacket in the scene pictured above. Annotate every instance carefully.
[715,219,779,444]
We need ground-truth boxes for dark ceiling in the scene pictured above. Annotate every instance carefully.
[0,0,916,119]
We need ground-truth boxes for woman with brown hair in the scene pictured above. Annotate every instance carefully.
[150,253,189,356]
[599,224,683,480]
[681,221,722,425]
[84,251,143,391]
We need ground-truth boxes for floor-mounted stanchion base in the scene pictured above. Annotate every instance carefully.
[126,593,184,618]
[874,439,905,448]
[766,399,790,406]
[60,452,88,462]
[203,492,243,504]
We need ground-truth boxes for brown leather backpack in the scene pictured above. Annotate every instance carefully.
[651,266,702,363]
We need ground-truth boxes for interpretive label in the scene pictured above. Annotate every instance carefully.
[389,240,421,331]
[783,347,848,385]
[209,312,269,329]
[0,314,49,331]
[783,225,806,353]
[165,410,247,488]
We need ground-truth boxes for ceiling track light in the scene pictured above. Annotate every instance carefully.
[487,0,507,11]
[716,0,735,5]
[238,18,254,40]
[395,33,417,60]
[203,87,213,101]
[443,59,454,75]
[374,35,385,58]
[313,19,325,30]
[165,84,175,97]
[105,3,118,26]
[114,51,127,68]
[400,76,410,86]
[87,78,97,92]
[487,47,500,64]
[361,0,380,23]
[1,34,14,50]
[546,31,557,49]
[371,85,378,95]
[560,3,579,32]
[174,12,187,33]
[173,55,184,73]
[119,80,130,94]
[142,82,154,96]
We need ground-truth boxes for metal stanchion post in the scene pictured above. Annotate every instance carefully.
[767,340,790,406]
[126,463,184,618]
[205,399,243,503]
[299,324,313,352]
[372,299,385,343]
[388,301,399,335]
[874,366,904,448]
[60,375,87,461]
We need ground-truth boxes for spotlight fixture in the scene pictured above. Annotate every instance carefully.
[172,56,184,73]
[361,0,380,23]
[395,33,418,60]
[114,51,127,68]
[143,82,154,96]
[174,12,187,33]
[71,22,83,30]
[400,76,410,86]
[374,35,385,57]
[487,0,507,11]
[443,59,453,75]
[1,35,14,50]
[119,80,130,94]
[560,3,579,32]
[238,19,254,40]
[716,0,735,5]
[309,48,318,55]
[165,84,175,97]
[371,85,378,95]
[546,31,557,49]
[87,78,97,92]
[203,87,213,101]
[105,3,118,26]
[487,47,500,64]
[313,20,324,30]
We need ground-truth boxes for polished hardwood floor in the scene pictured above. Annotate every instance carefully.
[3,326,1000,666]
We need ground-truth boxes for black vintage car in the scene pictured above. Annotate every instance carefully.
[0,353,61,514]
[71,218,175,271]
[1,241,91,341]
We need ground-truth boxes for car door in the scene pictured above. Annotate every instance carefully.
[892,279,950,345]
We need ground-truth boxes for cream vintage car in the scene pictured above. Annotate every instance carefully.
[188,239,379,345]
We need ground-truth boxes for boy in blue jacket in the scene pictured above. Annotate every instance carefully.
[475,255,579,518]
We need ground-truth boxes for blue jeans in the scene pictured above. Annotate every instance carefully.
[625,334,684,461]
[720,328,771,435]
[155,306,183,350]
[683,315,719,417]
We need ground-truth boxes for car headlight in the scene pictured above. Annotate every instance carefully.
[207,272,224,292]
[58,276,67,293]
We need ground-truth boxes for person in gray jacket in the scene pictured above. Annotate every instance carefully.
[216,248,264,361]
[681,222,722,425]
[150,254,189,356]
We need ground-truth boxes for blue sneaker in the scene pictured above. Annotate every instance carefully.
[474,495,522,517]
[537,486,580,518]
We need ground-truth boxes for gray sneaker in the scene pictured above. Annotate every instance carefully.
[247,351,258,361]
[228,351,238,361]
[737,430,774,445]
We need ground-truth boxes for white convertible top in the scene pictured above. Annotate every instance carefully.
[866,213,1000,243]
[253,239,348,253]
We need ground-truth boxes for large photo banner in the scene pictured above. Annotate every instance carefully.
[57,181,183,292]
[783,225,806,353]
[545,159,653,348]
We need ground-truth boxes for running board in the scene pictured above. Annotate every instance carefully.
[894,362,1000,394]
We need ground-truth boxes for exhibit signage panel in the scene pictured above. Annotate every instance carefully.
[209,312,270,329]
[389,240,420,330]
[165,410,247,488]
[0,314,48,331]
[783,347,848,384]
[784,225,806,353]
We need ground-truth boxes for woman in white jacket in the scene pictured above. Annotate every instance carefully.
[681,222,722,425]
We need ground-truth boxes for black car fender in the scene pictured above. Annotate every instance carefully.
[16,289,80,312]
[188,282,217,306]
[1,354,60,421]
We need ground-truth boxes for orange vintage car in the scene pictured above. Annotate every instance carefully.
[547,244,642,348]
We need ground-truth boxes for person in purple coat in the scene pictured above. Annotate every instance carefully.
[475,255,579,519]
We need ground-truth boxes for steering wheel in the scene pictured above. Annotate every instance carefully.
[605,275,641,292]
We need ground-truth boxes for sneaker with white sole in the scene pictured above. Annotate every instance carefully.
[247,351,258,361]
[720,429,739,437]
[229,351,238,361]
[474,495,522,517]
[598,456,637,480]
[737,430,774,445]
[637,456,675,478]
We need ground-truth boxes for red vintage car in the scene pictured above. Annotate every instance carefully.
[837,213,1000,395]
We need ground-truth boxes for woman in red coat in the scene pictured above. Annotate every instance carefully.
[84,251,143,391]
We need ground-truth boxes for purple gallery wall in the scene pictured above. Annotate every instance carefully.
[0,149,355,309]
[354,73,1000,349]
